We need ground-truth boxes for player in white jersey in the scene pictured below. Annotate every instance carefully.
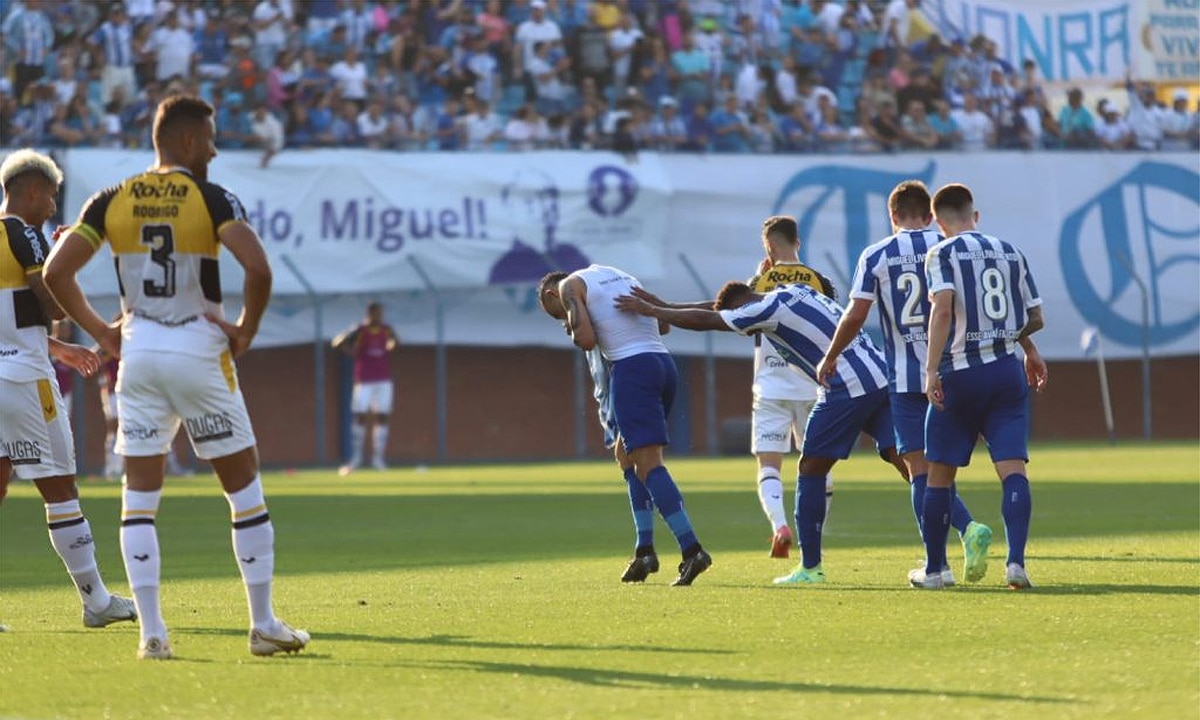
[0,148,137,629]
[915,183,1047,590]
[44,95,308,658]
[818,180,992,587]
[538,265,713,586]
[616,280,910,585]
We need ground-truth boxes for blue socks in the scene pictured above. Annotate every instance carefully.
[624,467,655,553]
[795,475,827,570]
[643,466,699,555]
[921,486,952,575]
[1001,474,1032,566]
[912,474,973,538]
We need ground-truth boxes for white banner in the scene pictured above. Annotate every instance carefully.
[62,149,670,296]
[52,150,1200,361]
[1133,0,1200,82]
[922,0,1135,82]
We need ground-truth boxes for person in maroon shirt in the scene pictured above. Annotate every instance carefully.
[333,302,398,474]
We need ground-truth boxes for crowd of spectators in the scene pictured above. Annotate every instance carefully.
[2,0,1198,159]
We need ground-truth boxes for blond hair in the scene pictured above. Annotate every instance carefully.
[0,149,63,190]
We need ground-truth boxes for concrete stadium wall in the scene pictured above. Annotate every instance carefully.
[70,346,1198,474]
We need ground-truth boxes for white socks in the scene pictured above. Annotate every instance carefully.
[45,500,112,613]
[756,468,789,531]
[372,424,389,465]
[120,486,166,641]
[349,423,366,466]
[226,477,277,631]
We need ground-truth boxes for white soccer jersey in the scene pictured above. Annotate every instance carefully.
[573,265,669,362]
[0,216,53,382]
[721,284,888,398]
[850,228,941,393]
[925,231,1042,373]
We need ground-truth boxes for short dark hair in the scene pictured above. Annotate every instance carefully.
[889,180,932,221]
[761,215,799,246]
[152,94,214,148]
[932,183,975,221]
[713,281,754,310]
[537,271,569,312]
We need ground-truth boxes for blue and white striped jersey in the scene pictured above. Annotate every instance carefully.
[720,284,889,398]
[925,231,1042,373]
[850,229,940,393]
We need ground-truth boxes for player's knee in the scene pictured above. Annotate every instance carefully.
[34,475,80,504]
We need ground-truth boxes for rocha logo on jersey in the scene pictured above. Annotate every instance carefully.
[586,165,638,218]
[771,162,936,276]
[1059,161,1200,348]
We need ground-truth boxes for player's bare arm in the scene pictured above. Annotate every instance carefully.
[924,289,954,411]
[560,276,597,351]
[1017,305,1044,341]
[47,337,101,377]
[614,293,731,332]
[42,232,120,359]
[385,325,399,352]
[207,221,272,358]
[331,326,360,355]
[817,297,872,388]
[26,272,66,322]
[629,285,712,311]
[1018,336,1049,393]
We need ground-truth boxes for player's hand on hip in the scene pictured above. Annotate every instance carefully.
[205,313,254,357]
[815,355,835,388]
[1024,352,1048,393]
[926,373,945,411]
[96,323,122,361]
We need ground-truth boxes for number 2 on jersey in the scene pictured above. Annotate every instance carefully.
[895,271,926,327]
[140,224,176,297]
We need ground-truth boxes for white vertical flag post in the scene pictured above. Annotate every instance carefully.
[1081,327,1115,446]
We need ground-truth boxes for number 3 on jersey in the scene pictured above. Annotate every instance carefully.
[141,224,176,297]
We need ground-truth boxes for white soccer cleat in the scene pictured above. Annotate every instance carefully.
[337,463,357,477]
[137,636,173,660]
[83,594,138,628]
[908,567,946,590]
[1006,563,1034,590]
[250,620,310,656]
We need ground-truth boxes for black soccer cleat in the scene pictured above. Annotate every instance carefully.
[671,549,713,586]
[620,554,660,583]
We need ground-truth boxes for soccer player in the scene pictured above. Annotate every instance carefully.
[747,216,835,558]
[817,180,991,586]
[538,266,713,586]
[914,182,1047,590]
[616,280,909,585]
[43,95,309,658]
[0,148,137,629]
[332,301,398,474]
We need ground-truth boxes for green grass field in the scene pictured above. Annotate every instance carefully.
[1,443,1197,719]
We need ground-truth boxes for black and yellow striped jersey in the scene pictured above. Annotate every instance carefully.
[0,216,52,382]
[71,167,249,356]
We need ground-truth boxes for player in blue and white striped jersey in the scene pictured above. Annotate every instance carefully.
[616,281,909,586]
[818,180,991,588]
[916,183,1048,591]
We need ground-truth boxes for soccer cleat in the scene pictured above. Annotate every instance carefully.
[83,594,138,628]
[670,549,712,586]
[337,463,358,477]
[620,554,660,583]
[962,521,993,583]
[137,636,172,660]
[1005,563,1034,590]
[908,567,945,590]
[250,620,311,656]
[940,566,957,587]
[769,526,793,559]
[773,564,826,585]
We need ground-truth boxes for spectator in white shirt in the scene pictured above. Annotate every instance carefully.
[151,12,195,82]
[1161,88,1193,151]
[513,0,562,95]
[252,0,292,71]
[1095,99,1133,150]
[504,103,549,151]
[357,99,391,148]
[250,105,285,167]
[950,91,994,150]
[330,46,369,105]
[882,0,916,48]
[609,11,643,98]
[648,96,688,151]
[1125,77,1164,150]
[462,94,502,150]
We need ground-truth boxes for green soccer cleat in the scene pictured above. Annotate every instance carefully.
[773,564,826,585]
[962,521,993,583]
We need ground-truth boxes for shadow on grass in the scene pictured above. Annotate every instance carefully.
[386,658,1074,703]
[175,626,732,655]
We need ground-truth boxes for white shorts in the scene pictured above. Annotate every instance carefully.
[117,350,256,460]
[751,396,817,454]
[351,380,394,415]
[0,376,76,479]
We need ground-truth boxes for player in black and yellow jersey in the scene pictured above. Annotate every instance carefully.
[43,95,308,660]
[745,216,836,559]
[0,149,137,630]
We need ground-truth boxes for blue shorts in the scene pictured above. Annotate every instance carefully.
[611,352,677,452]
[890,392,929,456]
[801,387,895,460]
[925,354,1029,467]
